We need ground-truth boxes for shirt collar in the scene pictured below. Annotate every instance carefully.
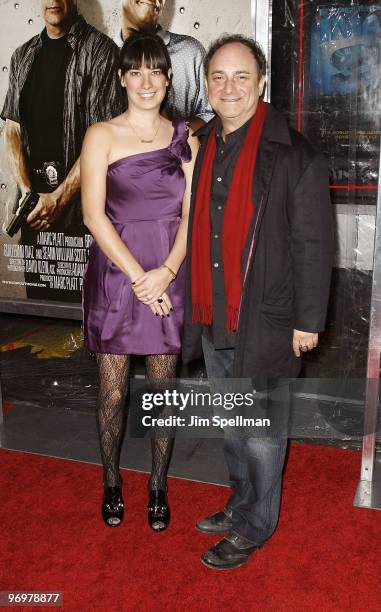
[216,116,252,145]
[194,115,251,143]
[67,15,87,39]
[196,103,293,147]
[38,15,86,46]
[114,29,124,48]
[156,25,170,45]
[114,24,170,48]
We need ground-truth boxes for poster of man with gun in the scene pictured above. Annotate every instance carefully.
[0,0,251,308]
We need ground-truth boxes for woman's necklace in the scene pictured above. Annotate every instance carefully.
[126,115,162,144]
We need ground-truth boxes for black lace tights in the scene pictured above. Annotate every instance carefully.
[146,354,178,490]
[95,353,178,489]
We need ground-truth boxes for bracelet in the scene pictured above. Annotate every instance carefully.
[162,264,177,280]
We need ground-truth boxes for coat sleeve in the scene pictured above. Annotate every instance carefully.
[289,152,334,332]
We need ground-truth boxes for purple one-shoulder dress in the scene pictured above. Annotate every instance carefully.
[83,119,190,355]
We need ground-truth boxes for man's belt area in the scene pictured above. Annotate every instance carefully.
[31,160,64,192]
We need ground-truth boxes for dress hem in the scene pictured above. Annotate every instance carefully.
[85,345,181,356]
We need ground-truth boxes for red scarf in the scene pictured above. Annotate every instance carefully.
[191,99,267,332]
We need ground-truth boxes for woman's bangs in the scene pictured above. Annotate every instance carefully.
[121,38,170,74]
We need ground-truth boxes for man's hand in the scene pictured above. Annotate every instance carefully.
[292,329,319,357]
[26,192,63,230]
[25,158,81,230]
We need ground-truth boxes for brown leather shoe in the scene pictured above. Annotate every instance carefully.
[195,508,233,534]
[201,532,261,570]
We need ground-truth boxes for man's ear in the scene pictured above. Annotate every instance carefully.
[259,75,267,98]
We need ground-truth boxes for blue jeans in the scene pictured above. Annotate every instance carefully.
[202,336,290,544]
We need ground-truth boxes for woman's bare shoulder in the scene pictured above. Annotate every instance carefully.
[85,115,126,141]
[82,122,117,164]
[84,121,111,146]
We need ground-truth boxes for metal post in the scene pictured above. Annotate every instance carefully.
[354,143,381,509]
[251,0,273,102]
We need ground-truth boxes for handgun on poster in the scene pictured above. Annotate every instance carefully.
[5,191,40,237]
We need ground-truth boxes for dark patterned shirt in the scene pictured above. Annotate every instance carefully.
[1,15,125,177]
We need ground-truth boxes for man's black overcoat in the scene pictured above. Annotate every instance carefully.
[182,103,334,381]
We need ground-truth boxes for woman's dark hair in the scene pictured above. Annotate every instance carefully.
[204,34,267,79]
[119,31,172,78]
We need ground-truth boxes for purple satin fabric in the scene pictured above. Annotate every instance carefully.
[83,119,190,355]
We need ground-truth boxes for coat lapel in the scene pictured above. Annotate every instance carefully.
[241,105,292,283]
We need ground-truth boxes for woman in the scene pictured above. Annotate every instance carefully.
[81,32,198,530]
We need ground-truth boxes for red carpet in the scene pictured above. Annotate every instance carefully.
[1,444,380,612]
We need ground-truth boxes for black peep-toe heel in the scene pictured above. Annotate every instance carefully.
[147,489,170,532]
[102,476,124,527]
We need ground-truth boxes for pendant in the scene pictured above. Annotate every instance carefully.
[141,139,154,143]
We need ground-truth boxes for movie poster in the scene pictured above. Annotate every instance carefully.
[0,0,252,309]
[271,0,380,206]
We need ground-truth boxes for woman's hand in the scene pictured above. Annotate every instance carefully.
[132,267,174,305]
[147,292,173,317]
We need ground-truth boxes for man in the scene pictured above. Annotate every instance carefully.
[114,0,213,128]
[182,35,333,570]
[1,0,124,301]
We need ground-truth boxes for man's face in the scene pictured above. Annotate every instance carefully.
[121,0,166,30]
[206,43,266,126]
[40,0,77,27]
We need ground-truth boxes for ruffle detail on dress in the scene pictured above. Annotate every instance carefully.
[168,119,192,163]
